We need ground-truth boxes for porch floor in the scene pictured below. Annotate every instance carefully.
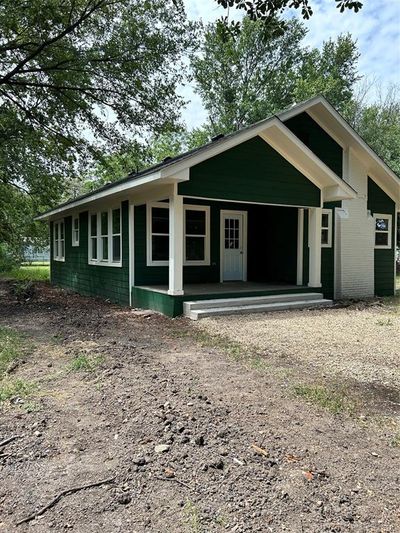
[137,281,308,296]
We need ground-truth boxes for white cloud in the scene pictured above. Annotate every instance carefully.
[181,0,400,129]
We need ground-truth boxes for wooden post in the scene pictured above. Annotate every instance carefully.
[168,185,184,296]
[308,207,322,288]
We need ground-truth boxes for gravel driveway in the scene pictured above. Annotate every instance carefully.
[195,300,400,389]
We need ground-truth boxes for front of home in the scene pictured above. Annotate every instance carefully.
[38,96,400,317]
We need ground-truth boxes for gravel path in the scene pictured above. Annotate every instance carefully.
[196,301,400,389]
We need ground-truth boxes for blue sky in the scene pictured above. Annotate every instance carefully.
[181,0,400,128]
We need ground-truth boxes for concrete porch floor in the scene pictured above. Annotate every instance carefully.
[137,281,307,296]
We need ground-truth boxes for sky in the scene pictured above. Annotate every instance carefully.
[181,0,400,129]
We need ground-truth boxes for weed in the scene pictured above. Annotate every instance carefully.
[68,353,104,372]
[0,265,50,282]
[183,500,202,533]
[22,400,41,413]
[0,378,38,404]
[0,326,26,377]
[390,434,400,448]
[376,318,394,326]
[293,384,354,415]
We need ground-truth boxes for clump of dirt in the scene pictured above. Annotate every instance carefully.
[0,281,399,532]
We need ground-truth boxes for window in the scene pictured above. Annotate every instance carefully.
[53,220,65,261]
[147,203,169,265]
[184,205,210,265]
[374,213,392,249]
[88,207,121,266]
[72,215,79,246]
[321,209,332,248]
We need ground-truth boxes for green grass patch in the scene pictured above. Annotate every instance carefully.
[183,500,202,533]
[68,353,104,372]
[390,434,400,448]
[0,326,26,377]
[293,384,355,415]
[0,265,50,282]
[0,377,38,404]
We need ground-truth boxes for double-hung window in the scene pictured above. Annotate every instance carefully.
[89,207,122,266]
[147,203,169,265]
[374,213,392,249]
[72,215,79,247]
[53,220,65,261]
[321,209,332,248]
[184,205,210,265]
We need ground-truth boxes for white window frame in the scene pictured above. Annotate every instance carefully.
[147,202,169,266]
[72,215,80,247]
[373,213,392,249]
[321,209,332,248]
[183,205,210,266]
[53,219,65,262]
[88,206,122,267]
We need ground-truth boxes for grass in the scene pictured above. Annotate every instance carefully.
[293,384,355,415]
[68,353,104,372]
[183,500,202,533]
[0,264,50,282]
[0,326,37,405]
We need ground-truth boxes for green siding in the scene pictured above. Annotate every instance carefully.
[179,136,321,207]
[50,200,130,305]
[367,178,396,296]
[134,200,299,287]
[285,112,343,178]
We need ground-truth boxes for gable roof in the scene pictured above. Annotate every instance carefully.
[36,95,399,220]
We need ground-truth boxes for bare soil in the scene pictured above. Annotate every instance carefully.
[0,280,399,533]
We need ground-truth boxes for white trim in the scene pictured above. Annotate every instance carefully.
[183,204,210,266]
[321,209,333,248]
[297,208,304,285]
[308,207,322,288]
[146,201,169,266]
[88,206,122,267]
[168,188,184,295]
[183,195,318,210]
[219,210,248,283]
[128,204,134,305]
[53,219,65,262]
[71,215,79,247]
[373,213,392,249]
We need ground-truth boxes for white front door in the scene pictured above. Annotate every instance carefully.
[221,211,246,281]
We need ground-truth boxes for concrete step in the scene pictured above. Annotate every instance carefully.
[183,292,323,313]
[185,298,333,320]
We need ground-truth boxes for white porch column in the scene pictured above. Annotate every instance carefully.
[296,208,304,286]
[308,207,322,288]
[168,186,184,296]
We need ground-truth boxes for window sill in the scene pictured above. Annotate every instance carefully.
[88,260,122,267]
[374,245,391,250]
[71,242,79,247]
[53,257,65,262]
[147,261,169,267]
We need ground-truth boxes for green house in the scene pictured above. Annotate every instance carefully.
[37,96,400,318]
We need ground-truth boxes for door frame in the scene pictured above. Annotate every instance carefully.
[220,209,248,283]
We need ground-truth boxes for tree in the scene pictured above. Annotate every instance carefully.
[0,0,193,253]
[191,17,360,134]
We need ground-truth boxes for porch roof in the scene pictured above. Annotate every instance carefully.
[38,94,396,222]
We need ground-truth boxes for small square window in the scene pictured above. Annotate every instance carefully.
[374,214,392,249]
[321,209,332,248]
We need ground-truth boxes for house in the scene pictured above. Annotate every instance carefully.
[36,96,400,318]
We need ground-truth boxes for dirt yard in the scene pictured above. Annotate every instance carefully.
[0,280,399,533]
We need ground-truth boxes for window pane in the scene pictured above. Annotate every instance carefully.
[322,213,329,228]
[375,218,388,231]
[91,237,97,259]
[112,236,121,262]
[101,212,108,235]
[91,215,97,236]
[112,208,120,234]
[54,240,59,257]
[321,229,329,245]
[61,240,65,258]
[186,210,205,235]
[74,230,79,243]
[74,217,79,230]
[60,222,64,239]
[102,236,108,260]
[152,207,169,234]
[152,235,169,261]
[186,236,205,261]
[375,232,388,246]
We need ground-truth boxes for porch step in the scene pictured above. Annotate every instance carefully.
[183,293,333,320]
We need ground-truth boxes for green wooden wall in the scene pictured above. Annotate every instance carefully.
[367,178,396,296]
[178,136,321,207]
[50,200,130,305]
[284,112,343,178]
[134,199,299,287]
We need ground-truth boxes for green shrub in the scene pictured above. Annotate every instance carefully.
[0,243,18,273]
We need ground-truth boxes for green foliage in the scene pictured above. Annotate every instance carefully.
[0,243,18,272]
[68,353,104,372]
[0,378,37,404]
[191,17,360,134]
[0,265,50,282]
[0,0,194,251]
[0,326,25,377]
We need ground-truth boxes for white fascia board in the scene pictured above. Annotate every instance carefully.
[280,96,400,201]
[259,121,357,199]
